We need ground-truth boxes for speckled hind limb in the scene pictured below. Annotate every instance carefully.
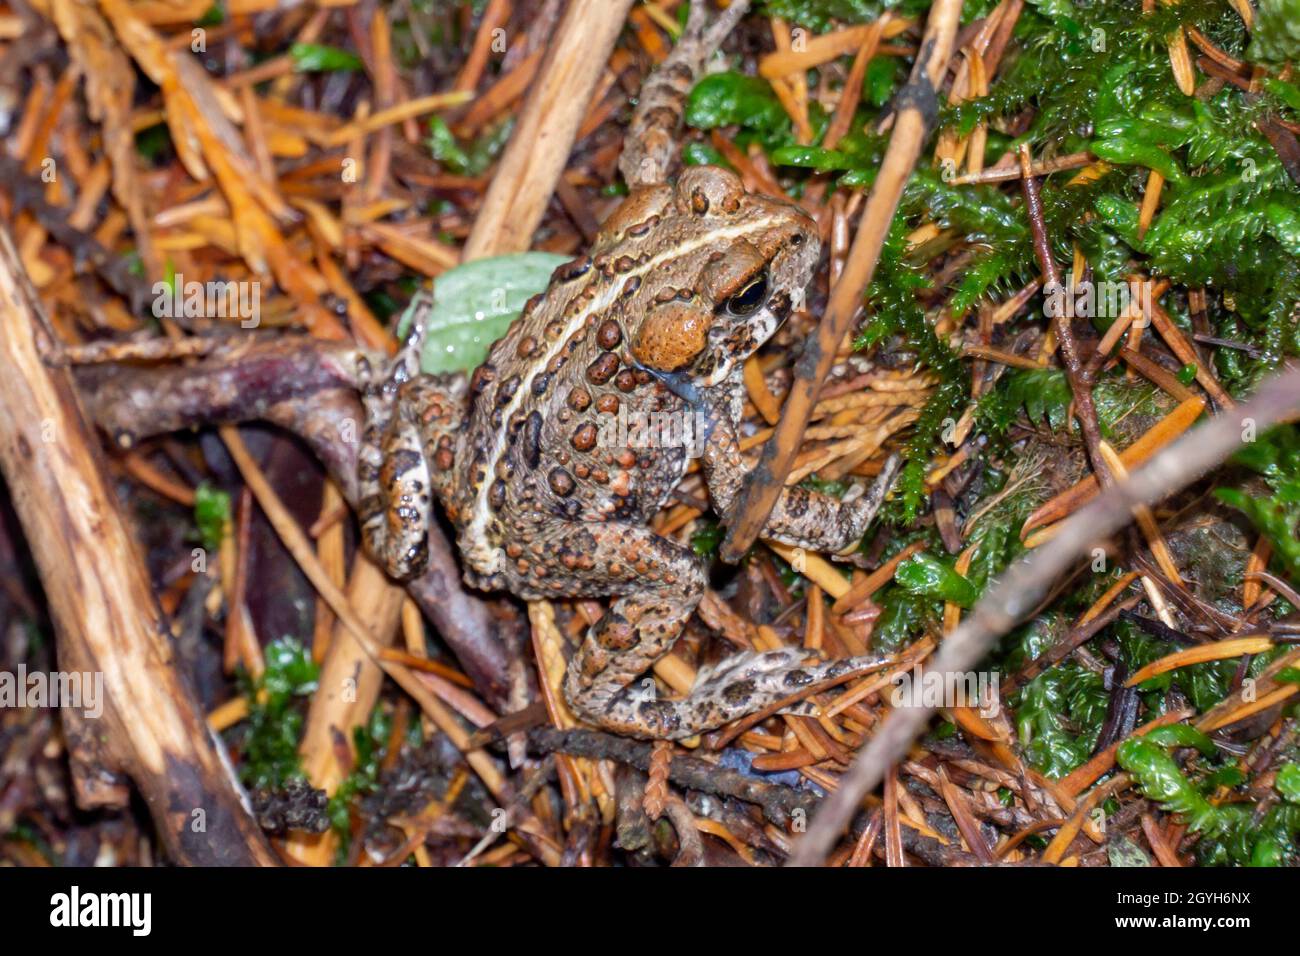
[701,409,901,553]
[357,296,467,579]
[558,521,887,740]
[619,0,752,188]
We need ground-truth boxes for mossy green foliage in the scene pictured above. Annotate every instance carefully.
[1216,425,1300,582]
[673,0,1300,862]
[896,551,978,606]
[289,43,364,73]
[1248,0,1300,64]
[328,707,391,855]
[327,706,426,864]
[231,637,319,790]
[425,114,514,178]
[1119,725,1300,865]
[193,482,230,552]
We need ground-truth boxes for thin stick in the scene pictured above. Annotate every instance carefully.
[463,0,637,258]
[948,150,1093,185]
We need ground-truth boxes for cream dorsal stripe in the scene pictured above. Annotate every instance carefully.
[462,215,785,572]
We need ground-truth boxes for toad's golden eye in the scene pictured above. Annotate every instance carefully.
[723,273,768,316]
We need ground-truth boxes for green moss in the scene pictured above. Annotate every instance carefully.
[231,637,318,790]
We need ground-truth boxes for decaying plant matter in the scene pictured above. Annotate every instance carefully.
[0,0,1298,869]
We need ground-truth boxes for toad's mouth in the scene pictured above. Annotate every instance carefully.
[635,362,701,405]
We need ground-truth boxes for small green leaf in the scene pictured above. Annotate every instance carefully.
[426,116,471,174]
[1265,202,1300,256]
[690,519,724,558]
[1176,363,1197,386]
[685,72,790,142]
[194,483,230,552]
[1138,723,1218,758]
[1277,763,1300,803]
[1263,77,1300,113]
[770,145,851,171]
[290,43,364,73]
[682,142,727,167]
[863,56,898,108]
[398,253,570,374]
[197,1,224,26]
[895,552,978,607]
[1090,138,1185,184]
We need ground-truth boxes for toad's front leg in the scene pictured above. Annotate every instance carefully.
[700,405,900,554]
[559,520,889,740]
[357,301,466,579]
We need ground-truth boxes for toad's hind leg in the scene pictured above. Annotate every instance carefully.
[560,522,888,740]
[357,298,466,579]
[619,0,752,188]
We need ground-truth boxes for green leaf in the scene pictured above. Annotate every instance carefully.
[235,637,318,789]
[758,0,877,31]
[426,115,471,174]
[1094,195,1145,251]
[398,253,570,374]
[1266,202,1300,256]
[895,552,978,607]
[290,43,364,73]
[682,142,727,167]
[1025,0,1075,24]
[770,145,851,170]
[1263,78,1300,114]
[690,518,724,558]
[864,56,899,107]
[1090,138,1185,184]
[260,636,319,701]
[197,2,224,26]
[1277,763,1300,803]
[1117,738,1221,833]
[685,72,790,142]
[1138,723,1218,758]
[194,482,230,552]
[1214,486,1300,582]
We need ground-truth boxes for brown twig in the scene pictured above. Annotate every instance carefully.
[526,727,818,827]
[73,340,518,706]
[1018,143,1112,487]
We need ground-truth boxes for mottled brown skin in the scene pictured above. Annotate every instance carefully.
[357,166,897,740]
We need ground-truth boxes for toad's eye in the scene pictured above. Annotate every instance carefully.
[723,272,768,316]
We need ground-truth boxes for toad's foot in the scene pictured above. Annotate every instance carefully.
[570,645,891,741]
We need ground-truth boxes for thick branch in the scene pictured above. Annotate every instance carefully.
[0,225,276,865]
[75,341,517,708]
